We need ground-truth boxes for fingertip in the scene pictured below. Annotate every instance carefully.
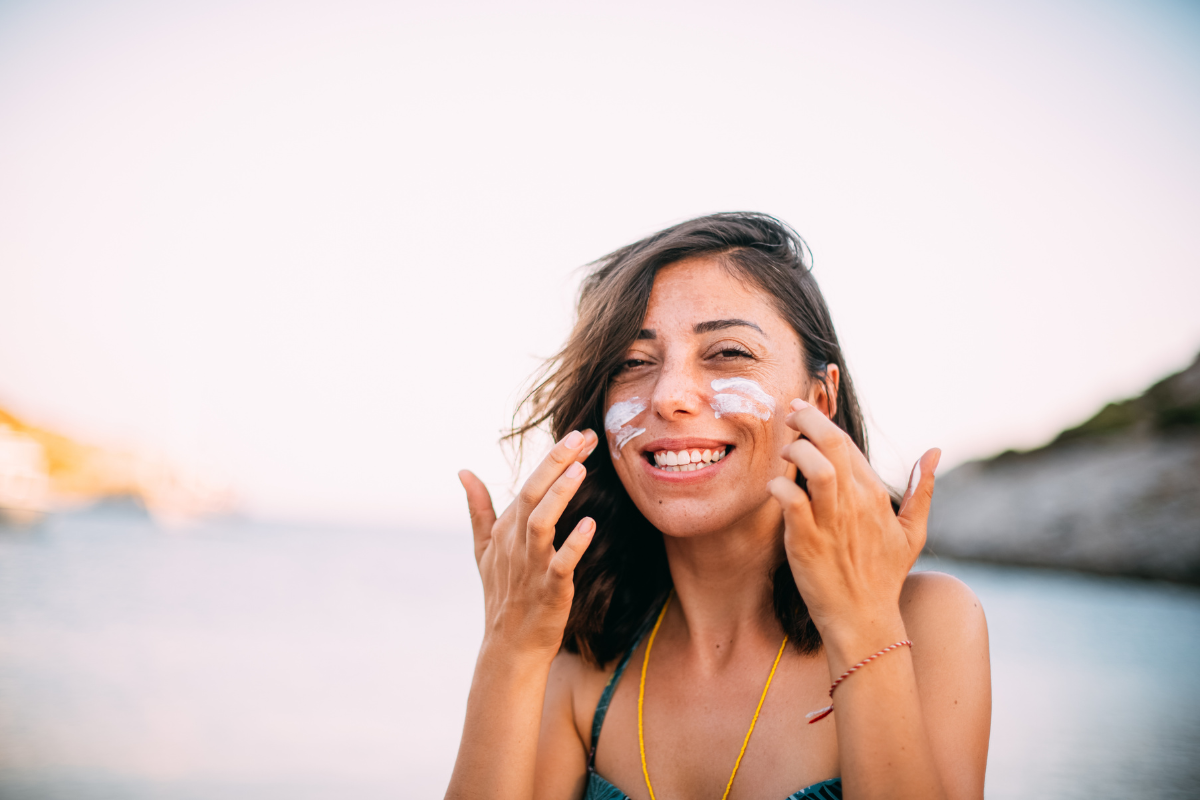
[929,448,942,475]
[790,397,809,411]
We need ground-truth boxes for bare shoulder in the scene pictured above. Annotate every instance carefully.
[899,571,991,799]
[546,648,616,747]
[901,570,988,640]
[536,650,613,800]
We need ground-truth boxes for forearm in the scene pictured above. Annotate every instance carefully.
[823,613,948,800]
[445,640,555,800]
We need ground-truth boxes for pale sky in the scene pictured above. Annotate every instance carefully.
[1,0,1198,528]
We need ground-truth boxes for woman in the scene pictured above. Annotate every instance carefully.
[447,213,991,800]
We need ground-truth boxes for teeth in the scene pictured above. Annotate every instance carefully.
[650,447,727,471]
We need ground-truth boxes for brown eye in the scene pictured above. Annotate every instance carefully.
[615,358,646,374]
[715,347,753,359]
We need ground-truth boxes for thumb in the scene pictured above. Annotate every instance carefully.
[897,448,941,545]
[458,470,497,564]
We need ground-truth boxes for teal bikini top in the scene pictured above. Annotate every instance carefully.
[582,630,843,800]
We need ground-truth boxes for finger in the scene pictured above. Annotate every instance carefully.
[548,516,596,582]
[527,460,588,558]
[458,470,497,564]
[785,398,855,488]
[780,437,838,522]
[897,448,942,550]
[514,429,599,547]
[767,476,817,540]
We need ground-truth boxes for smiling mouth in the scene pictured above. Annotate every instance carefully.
[645,446,730,473]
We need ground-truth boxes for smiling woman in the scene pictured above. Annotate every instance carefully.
[448,213,991,800]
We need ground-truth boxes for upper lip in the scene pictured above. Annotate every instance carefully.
[640,438,733,454]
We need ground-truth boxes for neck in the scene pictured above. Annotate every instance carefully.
[661,500,785,665]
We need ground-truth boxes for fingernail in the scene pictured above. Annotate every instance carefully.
[564,430,584,448]
[567,461,585,478]
[581,444,597,460]
[791,398,809,411]
[931,449,942,476]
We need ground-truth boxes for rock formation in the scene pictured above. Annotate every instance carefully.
[0,407,236,525]
[927,352,1200,583]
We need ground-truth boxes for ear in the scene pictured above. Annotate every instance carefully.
[808,364,840,421]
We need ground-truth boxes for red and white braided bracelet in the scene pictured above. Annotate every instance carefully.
[806,640,913,724]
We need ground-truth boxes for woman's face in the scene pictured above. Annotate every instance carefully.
[605,255,829,539]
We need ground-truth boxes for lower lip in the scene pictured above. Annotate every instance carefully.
[640,453,730,481]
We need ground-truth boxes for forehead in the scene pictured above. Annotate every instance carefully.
[643,255,784,330]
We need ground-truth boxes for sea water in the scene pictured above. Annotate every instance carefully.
[0,513,1197,799]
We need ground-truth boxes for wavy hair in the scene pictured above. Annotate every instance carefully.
[508,212,868,666]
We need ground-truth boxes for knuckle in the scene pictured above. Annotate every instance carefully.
[823,431,848,453]
[809,465,836,486]
[526,511,550,537]
[546,446,573,467]
[517,488,540,508]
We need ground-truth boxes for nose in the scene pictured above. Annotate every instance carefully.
[649,355,708,421]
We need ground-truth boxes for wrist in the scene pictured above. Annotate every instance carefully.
[818,609,908,670]
[476,635,558,678]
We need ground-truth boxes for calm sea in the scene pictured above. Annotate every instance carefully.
[0,513,1197,799]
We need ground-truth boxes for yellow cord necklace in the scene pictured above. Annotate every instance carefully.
[637,592,789,800]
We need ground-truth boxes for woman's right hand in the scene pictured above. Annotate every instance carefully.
[458,428,600,660]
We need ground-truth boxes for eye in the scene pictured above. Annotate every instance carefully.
[614,357,648,375]
[710,345,754,360]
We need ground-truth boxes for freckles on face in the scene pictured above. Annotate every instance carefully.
[600,255,812,535]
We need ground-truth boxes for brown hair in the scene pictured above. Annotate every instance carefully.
[510,212,868,666]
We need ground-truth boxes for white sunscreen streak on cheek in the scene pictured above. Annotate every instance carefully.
[709,378,776,421]
[604,398,647,459]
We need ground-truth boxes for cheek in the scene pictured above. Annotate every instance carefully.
[604,397,648,460]
[709,377,777,421]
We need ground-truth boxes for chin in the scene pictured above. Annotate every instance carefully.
[632,495,761,540]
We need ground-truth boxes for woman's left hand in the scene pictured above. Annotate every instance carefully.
[766,398,941,644]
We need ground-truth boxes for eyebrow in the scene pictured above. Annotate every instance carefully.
[694,319,764,335]
[636,319,765,339]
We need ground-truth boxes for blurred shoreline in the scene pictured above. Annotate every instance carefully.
[0,408,236,527]
[928,351,1200,584]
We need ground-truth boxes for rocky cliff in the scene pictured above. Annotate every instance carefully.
[927,352,1200,583]
[0,407,235,525]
